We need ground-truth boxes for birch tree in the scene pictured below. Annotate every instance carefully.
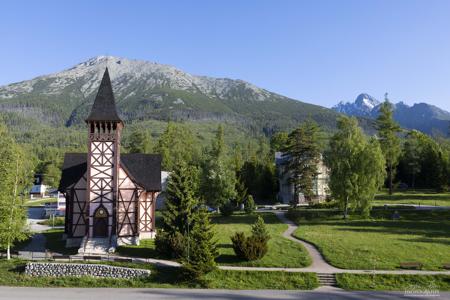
[0,123,30,259]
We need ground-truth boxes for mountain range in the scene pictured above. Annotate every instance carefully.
[333,94,450,135]
[0,56,448,137]
[0,56,339,135]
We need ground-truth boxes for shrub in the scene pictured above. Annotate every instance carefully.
[230,232,247,258]
[155,231,186,259]
[244,195,256,214]
[230,216,270,261]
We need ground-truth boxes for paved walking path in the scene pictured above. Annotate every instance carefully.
[221,211,450,275]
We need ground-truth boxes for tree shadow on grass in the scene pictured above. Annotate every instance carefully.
[325,220,450,239]
[211,213,281,225]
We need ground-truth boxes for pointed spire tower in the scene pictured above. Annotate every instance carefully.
[86,68,123,239]
[86,68,122,123]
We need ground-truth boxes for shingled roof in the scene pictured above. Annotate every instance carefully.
[86,68,122,122]
[58,153,162,192]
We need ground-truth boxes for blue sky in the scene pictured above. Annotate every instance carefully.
[1,0,450,110]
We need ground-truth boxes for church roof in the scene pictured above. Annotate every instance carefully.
[58,153,162,192]
[86,68,122,122]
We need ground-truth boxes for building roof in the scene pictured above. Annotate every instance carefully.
[58,153,162,192]
[86,68,122,122]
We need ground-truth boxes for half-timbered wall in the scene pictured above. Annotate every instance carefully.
[139,191,158,239]
[88,140,115,237]
[117,167,139,237]
[68,173,87,237]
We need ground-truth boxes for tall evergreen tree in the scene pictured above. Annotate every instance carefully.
[200,125,236,210]
[402,130,422,189]
[162,161,199,236]
[182,208,218,281]
[284,120,321,203]
[0,123,31,259]
[376,96,402,195]
[325,117,385,218]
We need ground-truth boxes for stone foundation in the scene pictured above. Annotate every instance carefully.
[25,262,151,279]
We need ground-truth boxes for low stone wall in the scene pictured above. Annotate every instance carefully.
[25,262,151,279]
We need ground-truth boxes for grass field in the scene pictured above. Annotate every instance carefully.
[0,259,318,289]
[24,198,57,207]
[336,273,450,291]
[373,190,450,207]
[118,212,311,267]
[289,209,450,270]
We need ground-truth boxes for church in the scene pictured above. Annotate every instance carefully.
[58,68,162,253]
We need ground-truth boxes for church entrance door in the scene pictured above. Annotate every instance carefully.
[93,206,108,237]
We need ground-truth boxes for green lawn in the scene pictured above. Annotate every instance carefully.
[373,190,450,207]
[213,213,311,267]
[336,273,450,291]
[117,212,311,267]
[38,217,65,227]
[289,209,450,270]
[0,259,318,289]
[24,198,57,207]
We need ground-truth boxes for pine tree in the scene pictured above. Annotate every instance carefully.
[284,120,321,203]
[182,208,217,281]
[325,117,385,218]
[376,96,402,195]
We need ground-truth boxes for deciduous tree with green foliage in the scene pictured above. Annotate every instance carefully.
[325,117,385,218]
[0,123,31,259]
[284,120,321,203]
[154,122,199,171]
[125,127,152,153]
[376,97,402,195]
[200,125,236,211]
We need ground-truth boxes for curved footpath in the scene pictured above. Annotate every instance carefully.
[19,211,450,275]
[221,211,450,275]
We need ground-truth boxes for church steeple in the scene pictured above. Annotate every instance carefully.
[86,68,122,122]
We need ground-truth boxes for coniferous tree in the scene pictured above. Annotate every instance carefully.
[162,161,199,236]
[325,117,385,218]
[284,120,321,203]
[376,96,402,195]
[200,125,236,211]
[182,208,217,281]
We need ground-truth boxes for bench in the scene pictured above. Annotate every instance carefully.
[114,257,133,263]
[400,262,423,270]
[443,263,450,270]
[83,255,102,261]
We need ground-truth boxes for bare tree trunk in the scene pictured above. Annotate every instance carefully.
[388,163,393,195]
[343,196,349,219]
